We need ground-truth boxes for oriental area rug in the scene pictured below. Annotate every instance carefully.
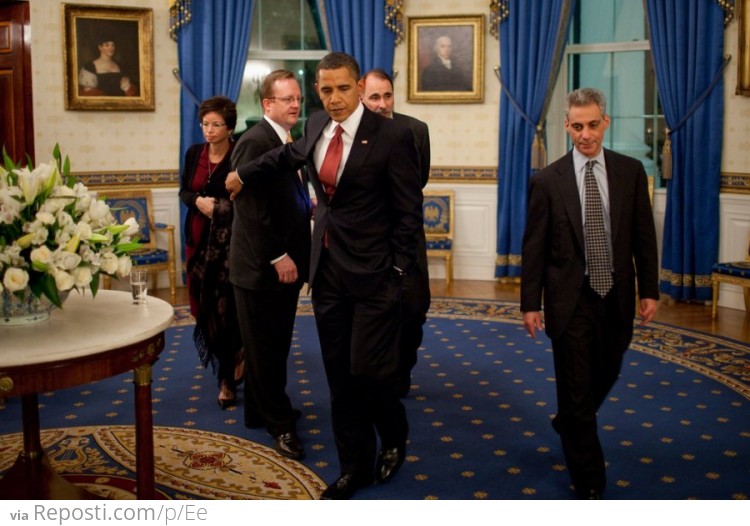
[1,298,748,500]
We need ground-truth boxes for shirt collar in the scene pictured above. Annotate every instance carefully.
[326,102,364,139]
[263,115,290,144]
[573,147,605,174]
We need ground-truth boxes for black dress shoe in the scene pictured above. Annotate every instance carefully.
[320,473,373,500]
[551,415,561,435]
[273,431,305,460]
[375,445,405,483]
[577,488,603,500]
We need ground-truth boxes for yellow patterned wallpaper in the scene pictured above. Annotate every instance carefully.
[393,1,501,168]
[26,0,750,184]
[30,0,180,173]
[722,19,750,177]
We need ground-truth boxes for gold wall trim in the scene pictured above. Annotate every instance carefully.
[429,166,497,183]
[720,172,750,194]
[74,170,179,188]
[70,169,749,191]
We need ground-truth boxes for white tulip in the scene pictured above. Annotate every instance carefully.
[54,250,82,271]
[75,221,93,241]
[117,255,133,277]
[72,266,93,288]
[88,199,110,223]
[53,270,75,291]
[30,245,53,265]
[3,267,30,292]
[100,252,120,274]
[124,217,140,236]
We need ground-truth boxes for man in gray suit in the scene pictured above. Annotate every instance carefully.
[361,68,431,397]
[229,70,311,461]
[521,87,659,499]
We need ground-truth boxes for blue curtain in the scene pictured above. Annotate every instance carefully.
[322,0,396,74]
[176,0,253,156]
[494,0,575,278]
[173,0,254,256]
[645,0,728,301]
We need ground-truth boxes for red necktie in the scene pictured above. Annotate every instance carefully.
[318,125,344,200]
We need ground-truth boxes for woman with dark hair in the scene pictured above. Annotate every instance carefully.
[179,96,243,409]
[78,35,138,97]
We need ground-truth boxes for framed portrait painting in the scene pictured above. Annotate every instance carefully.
[408,15,484,104]
[62,4,154,111]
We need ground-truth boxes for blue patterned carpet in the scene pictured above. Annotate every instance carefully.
[1,298,748,500]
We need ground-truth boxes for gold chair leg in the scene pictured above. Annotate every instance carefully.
[149,272,158,296]
[743,286,750,314]
[712,278,719,320]
[168,265,176,305]
[445,254,452,286]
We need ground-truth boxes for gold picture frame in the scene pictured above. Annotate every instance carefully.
[62,3,154,111]
[739,0,750,96]
[407,15,484,104]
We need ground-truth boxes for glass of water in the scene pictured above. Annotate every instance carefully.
[129,268,148,304]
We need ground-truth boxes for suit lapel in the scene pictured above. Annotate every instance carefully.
[336,109,378,194]
[261,118,308,200]
[554,152,585,254]
[305,112,330,203]
[603,149,623,245]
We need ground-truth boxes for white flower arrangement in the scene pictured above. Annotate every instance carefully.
[0,145,140,307]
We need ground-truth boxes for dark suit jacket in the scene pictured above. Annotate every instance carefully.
[520,148,659,339]
[394,112,430,188]
[420,59,471,92]
[229,118,311,290]
[237,107,423,298]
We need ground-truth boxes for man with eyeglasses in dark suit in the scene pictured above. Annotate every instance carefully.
[229,69,312,462]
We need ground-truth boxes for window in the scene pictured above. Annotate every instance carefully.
[235,0,328,135]
[553,0,666,187]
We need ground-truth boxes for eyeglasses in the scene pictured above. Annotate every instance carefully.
[267,96,305,105]
[199,122,227,129]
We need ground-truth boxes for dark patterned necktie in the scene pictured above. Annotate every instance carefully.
[318,125,344,200]
[584,160,613,297]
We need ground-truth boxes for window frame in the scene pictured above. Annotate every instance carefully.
[547,29,665,188]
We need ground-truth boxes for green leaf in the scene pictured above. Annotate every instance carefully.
[2,147,16,171]
[90,272,100,296]
[115,241,142,254]
[40,274,62,308]
[31,260,50,273]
